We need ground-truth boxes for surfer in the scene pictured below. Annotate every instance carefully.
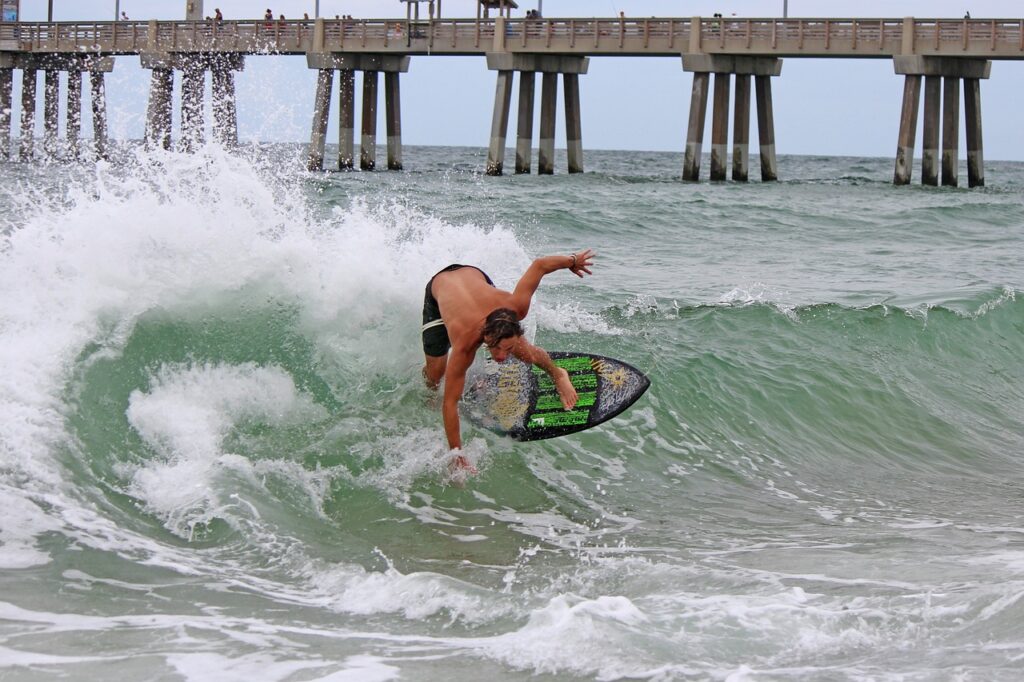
[422,250,595,471]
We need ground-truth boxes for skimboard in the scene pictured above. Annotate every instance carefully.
[464,352,650,441]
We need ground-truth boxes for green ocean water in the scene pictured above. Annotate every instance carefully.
[1,144,1023,680]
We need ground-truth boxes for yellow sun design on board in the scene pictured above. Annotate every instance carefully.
[592,359,629,388]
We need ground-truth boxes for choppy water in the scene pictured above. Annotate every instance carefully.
[1,144,1022,681]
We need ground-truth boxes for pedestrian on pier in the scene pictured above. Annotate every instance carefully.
[214,8,223,22]
[265,9,273,21]
[120,11,129,20]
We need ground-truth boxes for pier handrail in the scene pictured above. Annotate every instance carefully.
[2,17,1024,58]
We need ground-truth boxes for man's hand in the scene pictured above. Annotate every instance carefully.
[568,249,595,278]
[449,450,478,475]
[553,367,578,410]
[447,449,478,488]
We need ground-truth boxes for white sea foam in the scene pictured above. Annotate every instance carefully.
[0,144,537,547]
[477,594,657,679]
[125,362,326,538]
[0,488,64,568]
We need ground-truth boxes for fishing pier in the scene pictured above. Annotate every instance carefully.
[2,1,1024,187]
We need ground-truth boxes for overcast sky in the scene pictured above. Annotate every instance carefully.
[13,1,1024,160]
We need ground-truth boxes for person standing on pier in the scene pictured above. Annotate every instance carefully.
[421,251,595,472]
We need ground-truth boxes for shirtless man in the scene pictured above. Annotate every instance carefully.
[421,250,595,469]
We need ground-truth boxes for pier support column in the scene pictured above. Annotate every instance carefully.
[893,74,921,185]
[709,73,730,181]
[486,54,589,177]
[485,69,513,175]
[893,57,990,188]
[385,71,403,170]
[66,70,82,159]
[145,68,174,150]
[941,76,960,187]
[538,71,557,175]
[0,67,12,161]
[921,76,941,186]
[515,70,535,174]
[180,61,206,153]
[338,69,355,170]
[307,68,333,171]
[682,72,709,181]
[754,75,778,182]
[43,69,59,159]
[732,74,751,182]
[683,55,782,183]
[89,71,109,160]
[564,72,583,173]
[211,57,243,148]
[360,70,378,171]
[305,53,411,172]
[964,77,984,188]
[19,67,37,161]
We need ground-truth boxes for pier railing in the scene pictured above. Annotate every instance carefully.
[2,18,1024,58]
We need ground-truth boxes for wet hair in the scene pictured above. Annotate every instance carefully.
[482,308,523,346]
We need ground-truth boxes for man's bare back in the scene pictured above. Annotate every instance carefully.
[431,267,518,356]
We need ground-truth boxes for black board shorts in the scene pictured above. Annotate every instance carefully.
[422,264,494,357]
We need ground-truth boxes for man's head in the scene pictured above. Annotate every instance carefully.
[482,308,523,362]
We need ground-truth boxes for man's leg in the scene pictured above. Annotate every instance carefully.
[423,354,447,388]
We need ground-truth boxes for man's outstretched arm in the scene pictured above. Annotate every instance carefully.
[509,249,595,318]
[441,349,475,451]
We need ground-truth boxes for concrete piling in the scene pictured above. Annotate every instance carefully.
[485,54,588,176]
[89,71,109,159]
[180,62,206,153]
[683,55,781,183]
[893,56,989,188]
[515,70,535,174]
[143,54,242,155]
[709,73,730,181]
[754,75,778,182]
[921,75,941,186]
[941,75,959,187]
[538,71,557,175]
[19,67,37,162]
[732,73,751,182]
[564,72,583,173]
[385,71,403,170]
[360,70,378,171]
[66,70,82,159]
[43,70,59,159]
[682,72,709,181]
[145,68,174,150]
[338,69,355,170]
[964,77,984,188]
[211,66,239,147]
[0,68,11,160]
[893,74,921,185]
[304,54,410,172]
[485,69,513,175]
[307,68,333,171]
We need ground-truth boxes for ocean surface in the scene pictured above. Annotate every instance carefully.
[1,143,1022,681]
